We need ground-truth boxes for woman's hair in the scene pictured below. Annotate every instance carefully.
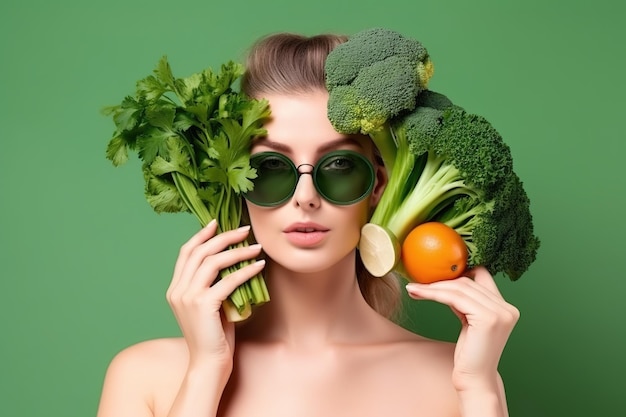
[241,32,346,97]
[241,32,403,320]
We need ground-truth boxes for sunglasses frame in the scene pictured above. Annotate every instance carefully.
[244,150,376,207]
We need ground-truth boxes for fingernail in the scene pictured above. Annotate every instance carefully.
[206,219,217,228]
[406,284,424,299]
[254,259,266,267]
[249,243,262,251]
[237,225,251,232]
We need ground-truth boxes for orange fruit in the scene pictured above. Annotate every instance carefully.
[401,222,468,284]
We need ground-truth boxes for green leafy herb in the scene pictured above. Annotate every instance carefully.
[103,57,271,321]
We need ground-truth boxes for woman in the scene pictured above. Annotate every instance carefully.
[96,33,519,417]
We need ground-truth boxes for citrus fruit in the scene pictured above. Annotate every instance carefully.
[401,222,468,283]
[359,223,401,277]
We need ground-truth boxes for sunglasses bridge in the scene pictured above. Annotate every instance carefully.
[295,163,315,177]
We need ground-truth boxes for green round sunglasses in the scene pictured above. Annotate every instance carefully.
[244,150,375,207]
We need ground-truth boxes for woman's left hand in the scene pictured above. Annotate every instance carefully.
[405,266,520,392]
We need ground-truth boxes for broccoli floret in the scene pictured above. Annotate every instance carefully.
[326,28,434,174]
[475,174,540,280]
[325,28,539,280]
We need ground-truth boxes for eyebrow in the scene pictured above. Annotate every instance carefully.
[254,137,365,154]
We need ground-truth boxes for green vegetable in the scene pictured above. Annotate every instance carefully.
[325,28,540,280]
[103,57,271,321]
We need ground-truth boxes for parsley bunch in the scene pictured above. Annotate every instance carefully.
[104,57,270,321]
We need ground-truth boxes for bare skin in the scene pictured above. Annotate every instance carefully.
[96,91,518,417]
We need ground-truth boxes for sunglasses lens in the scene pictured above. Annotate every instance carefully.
[315,151,374,205]
[246,153,297,206]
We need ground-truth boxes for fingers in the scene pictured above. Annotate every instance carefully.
[207,259,266,302]
[171,220,219,286]
[171,222,254,290]
[406,266,501,307]
[167,222,264,311]
[406,274,519,328]
[169,258,266,316]
[407,278,503,320]
[185,243,263,294]
[465,266,502,297]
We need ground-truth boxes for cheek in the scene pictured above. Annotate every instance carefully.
[244,204,288,255]
[244,203,268,241]
[335,201,371,245]
[355,201,372,230]
[352,197,368,218]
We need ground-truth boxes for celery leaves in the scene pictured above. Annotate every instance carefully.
[104,57,271,321]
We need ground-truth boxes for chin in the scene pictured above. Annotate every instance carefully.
[266,246,358,275]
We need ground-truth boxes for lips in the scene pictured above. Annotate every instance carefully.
[283,222,330,233]
[283,222,329,247]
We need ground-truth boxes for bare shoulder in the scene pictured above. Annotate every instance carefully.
[97,338,188,417]
[116,337,187,359]
[106,337,190,394]
[107,337,188,376]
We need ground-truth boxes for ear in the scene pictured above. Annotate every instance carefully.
[369,162,388,206]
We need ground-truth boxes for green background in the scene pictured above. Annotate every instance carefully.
[1,0,624,416]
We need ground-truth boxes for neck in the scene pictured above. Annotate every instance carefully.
[241,251,376,349]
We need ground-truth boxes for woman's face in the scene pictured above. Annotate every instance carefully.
[245,90,386,274]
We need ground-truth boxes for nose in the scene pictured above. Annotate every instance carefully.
[292,163,321,209]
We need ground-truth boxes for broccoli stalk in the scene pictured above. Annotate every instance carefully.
[325,28,539,280]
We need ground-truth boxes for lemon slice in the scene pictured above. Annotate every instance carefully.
[358,223,401,277]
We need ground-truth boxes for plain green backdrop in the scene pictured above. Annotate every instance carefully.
[1,0,624,416]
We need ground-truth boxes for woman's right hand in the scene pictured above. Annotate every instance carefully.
[166,220,265,375]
